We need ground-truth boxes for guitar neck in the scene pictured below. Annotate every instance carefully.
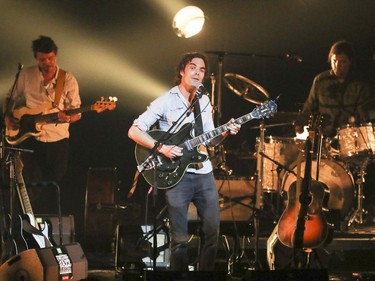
[14,159,34,216]
[17,182,34,216]
[186,111,255,149]
[36,105,93,123]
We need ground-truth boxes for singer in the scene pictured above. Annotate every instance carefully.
[128,52,241,271]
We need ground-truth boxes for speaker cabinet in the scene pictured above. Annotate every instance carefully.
[0,243,87,281]
[216,178,255,221]
[84,167,118,251]
[188,178,255,222]
[37,214,75,245]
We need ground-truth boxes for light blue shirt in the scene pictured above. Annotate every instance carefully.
[134,85,215,174]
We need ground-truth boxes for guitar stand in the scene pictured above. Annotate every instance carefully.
[291,248,326,270]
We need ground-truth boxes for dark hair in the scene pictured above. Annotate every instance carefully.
[328,40,355,62]
[174,52,209,85]
[32,35,58,58]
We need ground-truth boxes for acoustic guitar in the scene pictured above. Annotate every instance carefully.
[277,114,329,249]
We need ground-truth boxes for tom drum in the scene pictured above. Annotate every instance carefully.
[257,136,304,192]
[337,123,375,161]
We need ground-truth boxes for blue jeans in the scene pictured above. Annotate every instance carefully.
[165,172,220,271]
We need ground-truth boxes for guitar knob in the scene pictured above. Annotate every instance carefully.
[158,173,164,178]
[172,173,178,178]
[167,180,173,185]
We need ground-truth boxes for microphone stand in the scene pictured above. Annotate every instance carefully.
[137,90,205,271]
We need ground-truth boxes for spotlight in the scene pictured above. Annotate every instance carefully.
[172,6,205,38]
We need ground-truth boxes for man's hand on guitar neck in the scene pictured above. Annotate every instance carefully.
[57,111,81,123]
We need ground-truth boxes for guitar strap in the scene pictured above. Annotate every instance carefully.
[54,69,66,107]
[192,97,204,170]
[193,97,203,136]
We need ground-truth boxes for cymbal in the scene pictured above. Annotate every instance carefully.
[223,73,270,105]
[249,121,295,129]
[248,112,310,129]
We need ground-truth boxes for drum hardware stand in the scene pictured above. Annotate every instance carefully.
[347,158,370,227]
[259,151,297,219]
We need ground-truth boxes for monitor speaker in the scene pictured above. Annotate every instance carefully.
[0,243,87,281]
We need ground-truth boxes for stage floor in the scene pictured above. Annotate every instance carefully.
[84,216,375,281]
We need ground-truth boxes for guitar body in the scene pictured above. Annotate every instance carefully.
[2,214,28,260]
[135,123,208,189]
[278,179,329,249]
[6,103,52,144]
[20,214,55,249]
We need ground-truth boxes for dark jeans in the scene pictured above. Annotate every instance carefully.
[20,138,70,184]
[165,172,220,271]
[19,138,70,214]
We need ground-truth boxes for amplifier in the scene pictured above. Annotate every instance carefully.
[37,214,75,245]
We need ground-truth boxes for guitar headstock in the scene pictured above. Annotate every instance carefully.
[307,113,323,132]
[251,99,278,119]
[92,96,118,113]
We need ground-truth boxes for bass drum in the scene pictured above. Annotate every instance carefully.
[282,159,354,218]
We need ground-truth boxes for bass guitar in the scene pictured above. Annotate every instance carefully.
[13,152,56,250]
[6,96,117,145]
[135,99,277,189]
[277,114,328,249]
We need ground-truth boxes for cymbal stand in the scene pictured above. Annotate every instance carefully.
[347,158,370,227]
[249,122,266,270]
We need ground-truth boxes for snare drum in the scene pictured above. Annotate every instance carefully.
[256,136,304,192]
[337,123,375,161]
[282,159,354,218]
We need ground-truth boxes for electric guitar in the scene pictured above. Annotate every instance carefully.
[135,99,277,189]
[277,114,328,249]
[13,152,56,249]
[6,97,117,145]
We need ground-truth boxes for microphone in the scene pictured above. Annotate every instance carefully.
[285,53,303,63]
[195,83,210,98]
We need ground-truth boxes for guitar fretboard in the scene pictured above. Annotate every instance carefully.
[185,99,276,151]
[36,105,93,123]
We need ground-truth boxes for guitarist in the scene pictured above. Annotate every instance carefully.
[128,52,241,271]
[3,35,81,197]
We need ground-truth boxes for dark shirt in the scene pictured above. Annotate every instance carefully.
[303,70,371,137]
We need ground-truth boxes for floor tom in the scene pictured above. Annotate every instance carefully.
[282,159,354,218]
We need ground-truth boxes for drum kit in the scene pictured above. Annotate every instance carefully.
[217,73,375,230]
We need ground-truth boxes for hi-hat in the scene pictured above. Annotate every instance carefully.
[223,73,270,105]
